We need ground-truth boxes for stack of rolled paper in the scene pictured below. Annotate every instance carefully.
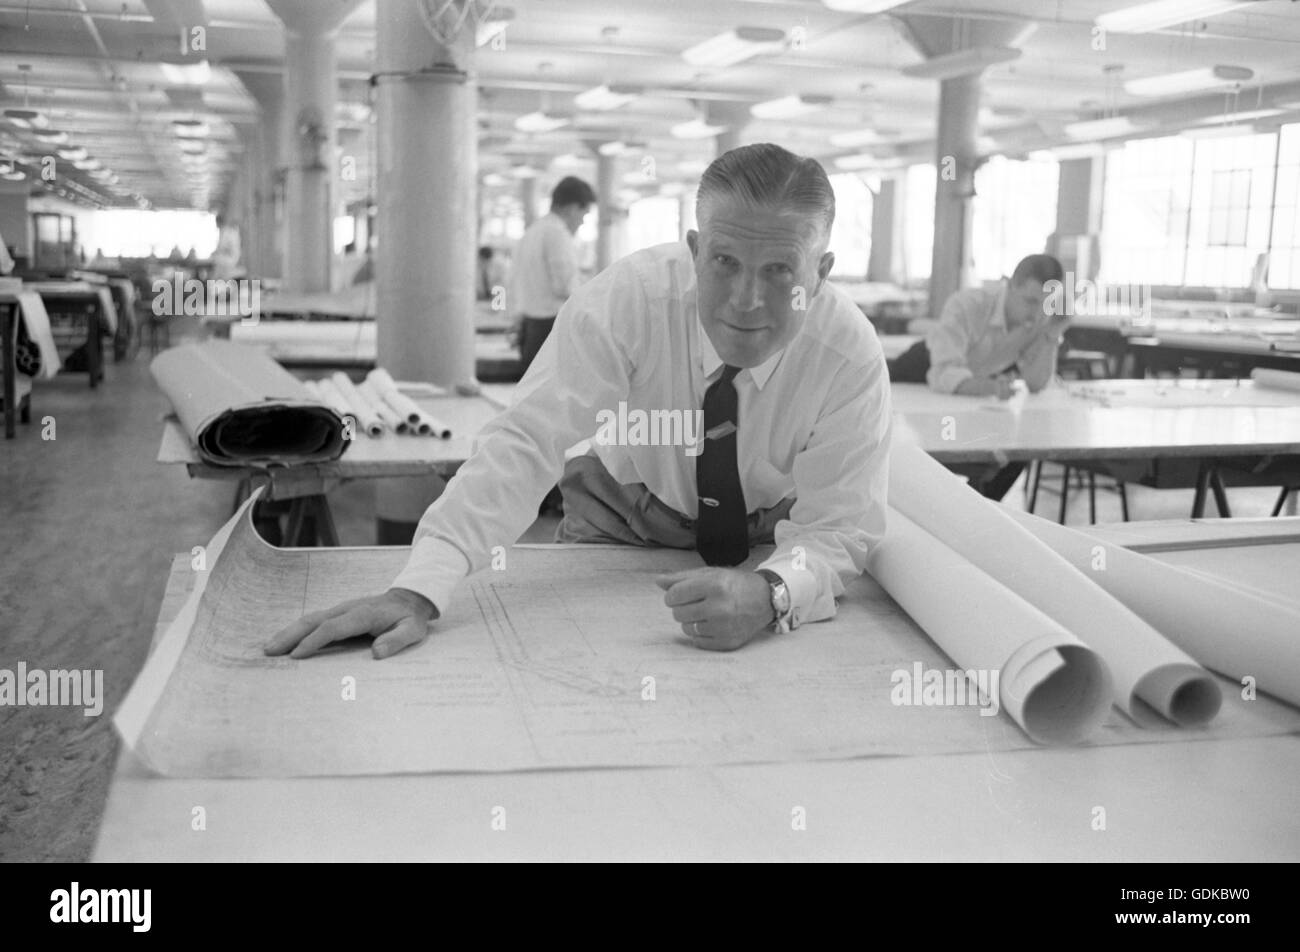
[300,370,455,439]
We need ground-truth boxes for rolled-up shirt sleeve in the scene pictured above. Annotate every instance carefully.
[757,349,892,626]
[925,294,976,393]
[389,265,640,614]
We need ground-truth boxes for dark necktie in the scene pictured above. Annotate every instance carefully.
[696,364,749,566]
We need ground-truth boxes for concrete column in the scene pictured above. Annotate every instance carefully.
[595,151,617,271]
[707,102,750,157]
[867,176,902,283]
[520,176,536,228]
[373,0,478,539]
[928,74,979,319]
[1050,156,1105,281]
[235,70,285,278]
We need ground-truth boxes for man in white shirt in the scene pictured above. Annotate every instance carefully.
[888,254,1068,398]
[510,176,595,371]
[266,143,892,660]
[888,254,1069,499]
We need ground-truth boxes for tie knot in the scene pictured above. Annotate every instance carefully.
[720,365,741,384]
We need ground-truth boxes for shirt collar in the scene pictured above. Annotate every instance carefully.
[696,314,784,390]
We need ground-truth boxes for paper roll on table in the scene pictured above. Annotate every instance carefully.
[366,368,453,438]
[888,441,1222,727]
[868,509,1113,745]
[357,378,409,434]
[150,340,348,466]
[328,372,384,437]
[1250,367,1300,393]
[306,378,358,434]
[1005,509,1300,710]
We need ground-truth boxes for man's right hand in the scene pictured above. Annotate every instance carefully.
[955,375,1016,400]
[263,588,437,660]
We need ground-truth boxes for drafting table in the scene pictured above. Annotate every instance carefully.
[27,280,119,387]
[157,382,515,545]
[92,516,1300,862]
[891,380,1300,517]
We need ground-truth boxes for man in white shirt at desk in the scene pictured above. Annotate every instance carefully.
[267,143,892,661]
[889,254,1068,399]
[511,176,596,372]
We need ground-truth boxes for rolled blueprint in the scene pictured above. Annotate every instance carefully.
[1250,367,1300,393]
[363,368,452,437]
[1006,508,1300,710]
[329,371,384,437]
[308,377,358,433]
[889,441,1222,727]
[150,340,348,466]
[357,378,409,434]
[867,509,1114,746]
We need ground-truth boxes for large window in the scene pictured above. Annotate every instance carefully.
[971,155,1060,282]
[1100,136,1194,287]
[901,163,936,284]
[1269,124,1300,289]
[827,172,873,280]
[1185,132,1276,288]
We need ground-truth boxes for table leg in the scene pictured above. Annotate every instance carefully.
[1209,469,1232,518]
[88,303,102,388]
[1192,464,1211,518]
[3,303,15,439]
[310,495,340,547]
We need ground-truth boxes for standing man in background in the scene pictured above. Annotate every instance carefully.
[511,175,596,372]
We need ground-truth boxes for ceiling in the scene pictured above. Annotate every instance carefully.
[3,0,1300,211]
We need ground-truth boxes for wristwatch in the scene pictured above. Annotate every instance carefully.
[757,569,794,634]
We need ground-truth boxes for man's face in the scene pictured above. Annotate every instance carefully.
[1006,278,1052,327]
[558,203,590,233]
[686,198,834,368]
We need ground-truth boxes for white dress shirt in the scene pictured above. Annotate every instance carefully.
[510,212,580,317]
[925,282,1061,393]
[391,241,893,628]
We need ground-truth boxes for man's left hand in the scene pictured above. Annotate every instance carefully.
[654,568,774,651]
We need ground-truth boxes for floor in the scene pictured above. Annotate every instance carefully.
[0,325,1291,861]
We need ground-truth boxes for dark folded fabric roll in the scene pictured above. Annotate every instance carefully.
[151,340,349,467]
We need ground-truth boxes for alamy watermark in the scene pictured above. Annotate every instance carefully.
[890,662,1000,718]
[0,661,103,716]
[593,403,705,457]
[1043,273,1152,323]
[152,274,262,325]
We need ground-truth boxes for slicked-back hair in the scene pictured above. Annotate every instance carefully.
[696,143,835,245]
[551,176,597,209]
[1010,253,1064,288]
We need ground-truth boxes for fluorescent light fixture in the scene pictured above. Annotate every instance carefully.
[3,108,45,128]
[598,140,629,156]
[834,153,879,171]
[677,158,710,176]
[682,26,786,69]
[750,94,832,120]
[1096,0,1253,34]
[1031,142,1106,161]
[1064,115,1146,140]
[482,172,508,187]
[172,118,209,137]
[671,118,727,139]
[822,0,912,11]
[1182,123,1257,139]
[1195,107,1283,124]
[829,128,881,148]
[574,84,642,111]
[901,46,1021,80]
[159,59,211,86]
[180,141,207,155]
[508,165,538,179]
[56,146,88,161]
[552,152,586,168]
[1125,64,1253,97]
[73,159,101,171]
[0,164,25,181]
[514,111,570,133]
[31,129,69,145]
[475,8,514,47]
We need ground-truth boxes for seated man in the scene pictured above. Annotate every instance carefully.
[889,254,1068,398]
[888,253,1068,499]
[266,143,892,661]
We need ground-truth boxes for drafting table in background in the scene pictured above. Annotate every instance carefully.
[157,382,515,545]
[891,380,1300,517]
[26,280,119,387]
[92,516,1300,862]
